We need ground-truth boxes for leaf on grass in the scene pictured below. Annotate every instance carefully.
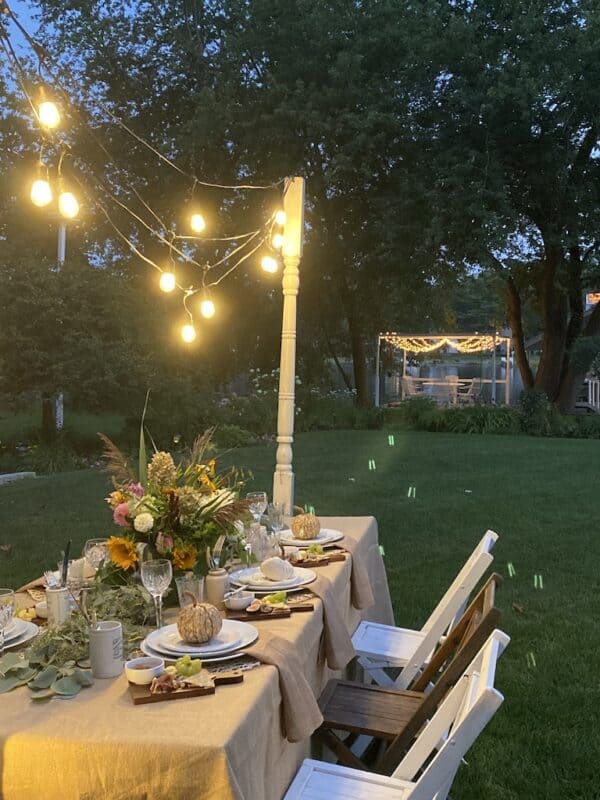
[28,665,60,690]
[512,603,526,615]
[51,676,82,696]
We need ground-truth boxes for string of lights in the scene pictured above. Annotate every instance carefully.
[0,2,291,343]
[381,334,503,354]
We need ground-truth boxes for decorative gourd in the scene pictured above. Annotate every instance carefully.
[260,556,295,582]
[291,513,321,540]
[177,593,222,644]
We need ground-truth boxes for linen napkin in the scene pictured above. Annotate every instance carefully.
[340,533,375,611]
[310,574,356,670]
[245,633,323,743]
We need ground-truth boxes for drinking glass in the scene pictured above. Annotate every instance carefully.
[175,574,205,607]
[83,538,109,571]
[141,559,173,629]
[246,491,268,523]
[267,502,285,533]
[0,589,15,657]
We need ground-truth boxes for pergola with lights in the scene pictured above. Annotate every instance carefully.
[375,332,512,406]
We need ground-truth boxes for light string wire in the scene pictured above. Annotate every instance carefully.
[0,9,286,331]
[2,0,284,192]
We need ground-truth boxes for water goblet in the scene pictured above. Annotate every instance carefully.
[267,502,285,533]
[141,559,173,629]
[0,589,16,657]
[246,491,268,523]
[83,538,109,571]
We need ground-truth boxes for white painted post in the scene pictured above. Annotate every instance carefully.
[374,335,381,407]
[55,223,66,432]
[273,177,305,514]
[505,339,510,404]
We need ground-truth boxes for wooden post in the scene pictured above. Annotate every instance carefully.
[273,177,305,514]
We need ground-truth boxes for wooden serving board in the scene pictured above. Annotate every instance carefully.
[128,669,244,705]
[224,602,314,621]
[288,551,347,568]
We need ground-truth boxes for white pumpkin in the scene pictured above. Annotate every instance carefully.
[291,513,321,540]
[177,594,222,644]
[260,556,295,582]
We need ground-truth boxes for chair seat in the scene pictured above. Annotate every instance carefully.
[319,679,423,739]
[283,759,414,800]
[352,620,427,666]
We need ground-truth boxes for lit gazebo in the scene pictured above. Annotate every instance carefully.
[375,332,512,406]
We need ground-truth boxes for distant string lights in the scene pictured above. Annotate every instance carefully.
[0,0,289,344]
[381,334,500,354]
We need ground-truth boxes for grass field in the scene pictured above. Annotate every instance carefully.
[1,430,598,799]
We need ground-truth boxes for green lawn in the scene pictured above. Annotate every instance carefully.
[1,430,598,799]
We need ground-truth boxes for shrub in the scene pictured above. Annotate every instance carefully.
[214,425,260,448]
[519,391,562,436]
[443,405,521,435]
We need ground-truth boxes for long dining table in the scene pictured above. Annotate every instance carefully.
[1,516,394,800]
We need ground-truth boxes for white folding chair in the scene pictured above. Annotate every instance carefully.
[352,529,498,689]
[284,629,509,800]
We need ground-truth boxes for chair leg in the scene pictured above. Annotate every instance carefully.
[317,728,367,771]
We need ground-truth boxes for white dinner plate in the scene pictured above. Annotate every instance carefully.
[140,639,254,664]
[229,566,317,593]
[278,528,344,548]
[4,617,28,643]
[3,620,39,650]
[144,620,258,659]
[156,624,242,656]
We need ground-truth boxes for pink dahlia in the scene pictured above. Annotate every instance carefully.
[113,502,130,527]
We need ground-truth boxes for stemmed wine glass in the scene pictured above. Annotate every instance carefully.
[83,538,109,571]
[141,559,173,629]
[0,589,15,657]
[246,491,268,523]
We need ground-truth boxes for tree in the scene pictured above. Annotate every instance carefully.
[395,0,600,410]
[6,0,452,406]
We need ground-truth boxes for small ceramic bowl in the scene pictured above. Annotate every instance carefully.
[35,601,48,619]
[125,656,164,685]
[224,590,255,611]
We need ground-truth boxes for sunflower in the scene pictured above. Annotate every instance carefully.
[172,544,198,571]
[107,536,139,571]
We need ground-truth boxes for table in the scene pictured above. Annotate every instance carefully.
[1,516,394,800]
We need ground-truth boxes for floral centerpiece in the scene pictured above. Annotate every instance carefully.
[100,428,248,580]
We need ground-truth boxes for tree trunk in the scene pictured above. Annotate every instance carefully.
[506,276,534,391]
[557,301,600,411]
[347,309,371,406]
[533,247,568,400]
[41,393,56,442]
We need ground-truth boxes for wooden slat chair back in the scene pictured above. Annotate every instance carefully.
[353,530,498,689]
[391,630,508,800]
[284,630,508,800]
[377,573,502,773]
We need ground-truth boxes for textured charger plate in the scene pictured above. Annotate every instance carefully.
[278,528,344,548]
[228,566,317,593]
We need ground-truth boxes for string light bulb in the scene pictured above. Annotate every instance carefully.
[272,233,284,249]
[38,100,60,129]
[30,178,52,207]
[58,190,79,219]
[261,256,278,273]
[275,209,286,226]
[181,323,197,343]
[190,212,206,233]
[200,298,215,318]
[159,272,176,292]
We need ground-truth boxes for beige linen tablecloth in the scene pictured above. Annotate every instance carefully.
[0,516,394,800]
